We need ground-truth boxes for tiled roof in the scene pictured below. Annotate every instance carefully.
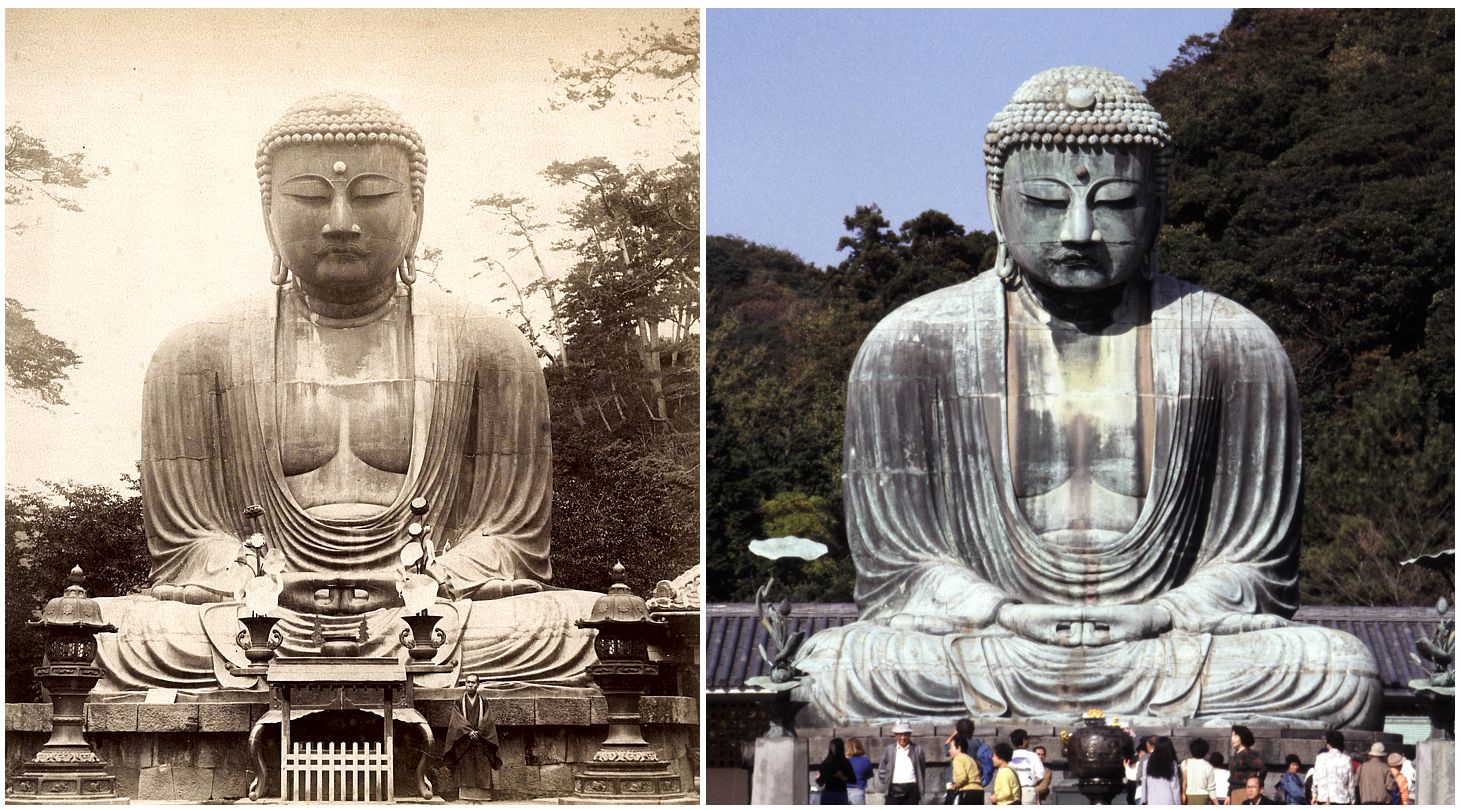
[706,603,1451,697]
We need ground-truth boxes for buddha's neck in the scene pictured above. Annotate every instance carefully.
[1019,275,1147,331]
[292,279,399,323]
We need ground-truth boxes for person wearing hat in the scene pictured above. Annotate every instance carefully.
[1385,752,1411,804]
[1356,742,1395,804]
[877,721,927,804]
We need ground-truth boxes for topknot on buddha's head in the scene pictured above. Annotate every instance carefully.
[983,66,1174,196]
[255,92,427,203]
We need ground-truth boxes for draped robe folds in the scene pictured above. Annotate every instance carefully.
[795,271,1382,729]
[94,285,598,691]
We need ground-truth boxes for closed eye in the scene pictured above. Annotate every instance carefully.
[279,177,331,201]
[351,175,404,199]
[1092,180,1144,205]
[1016,180,1070,205]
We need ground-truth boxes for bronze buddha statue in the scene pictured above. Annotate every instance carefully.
[95,92,597,691]
[794,67,1382,729]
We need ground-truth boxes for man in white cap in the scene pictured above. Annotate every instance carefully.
[1356,742,1395,804]
[877,721,926,804]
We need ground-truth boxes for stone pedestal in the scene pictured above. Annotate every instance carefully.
[751,736,807,805]
[1415,739,1454,806]
[6,693,697,804]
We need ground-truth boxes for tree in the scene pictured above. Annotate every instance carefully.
[6,126,106,403]
[544,154,699,433]
[5,298,80,405]
[1147,8,1453,606]
[549,12,699,134]
[471,194,571,368]
[514,16,702,593]
[5,124,109,215]
[6,479,150,702]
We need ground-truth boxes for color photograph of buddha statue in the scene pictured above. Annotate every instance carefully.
[793,66,1382,728]
[705,11,1449,746]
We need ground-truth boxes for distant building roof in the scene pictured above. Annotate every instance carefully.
[706,603,1450,700]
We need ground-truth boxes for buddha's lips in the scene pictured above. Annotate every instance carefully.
[1051,252,1098,267]
[315,244,369,260]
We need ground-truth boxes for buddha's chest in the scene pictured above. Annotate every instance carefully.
[1005,318,1154,533]
[274,317,412,481]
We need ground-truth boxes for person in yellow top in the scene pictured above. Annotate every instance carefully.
[992,742,1022,805]
[947,735,984,805]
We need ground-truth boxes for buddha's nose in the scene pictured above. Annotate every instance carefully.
[322,192,360,238]
[1060,198,1101,244]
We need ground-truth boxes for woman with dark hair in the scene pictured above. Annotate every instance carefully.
[1229,726,1265,802]
[1183,737,1217,804]
[947,734,984,805]
[1139,736,1182,805]
[817,737,854,805]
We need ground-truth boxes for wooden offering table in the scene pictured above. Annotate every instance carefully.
[247,657,435,802]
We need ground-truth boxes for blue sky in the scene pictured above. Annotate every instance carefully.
[708,8,1235,268]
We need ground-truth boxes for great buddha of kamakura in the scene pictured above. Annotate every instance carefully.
[795,68,1382,729]
[93,93,597,691]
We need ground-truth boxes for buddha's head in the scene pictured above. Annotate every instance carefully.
[984,67,1173,295]
[256,92,427,297]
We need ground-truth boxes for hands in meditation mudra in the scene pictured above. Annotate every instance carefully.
[94,93,597,692]
[793,67,1381,729]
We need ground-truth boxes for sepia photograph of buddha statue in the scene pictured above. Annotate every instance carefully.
[704,8,1453,806]
[6,8,699,805]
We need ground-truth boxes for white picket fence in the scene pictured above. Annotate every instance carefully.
[283,740,392,801]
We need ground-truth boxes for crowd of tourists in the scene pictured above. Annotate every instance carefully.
[1144,726,1416,805]
[812,720,1053,805]
[811,722,1418,805]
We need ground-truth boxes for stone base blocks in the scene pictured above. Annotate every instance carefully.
[6,694,698,804]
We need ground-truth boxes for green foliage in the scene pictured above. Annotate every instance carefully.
[758,492,856,602]
[6,480,150,702]
[1148,8,1454,606]
[5,297,80,405]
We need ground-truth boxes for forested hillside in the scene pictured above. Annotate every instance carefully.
[707,8,1454,606]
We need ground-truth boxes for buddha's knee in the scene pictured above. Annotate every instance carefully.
[146,583,234,604]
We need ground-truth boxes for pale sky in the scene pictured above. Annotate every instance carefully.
[708,8,1234,268]
[5,8,696,490]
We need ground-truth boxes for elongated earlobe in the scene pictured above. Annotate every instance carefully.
[996,240,1020,289]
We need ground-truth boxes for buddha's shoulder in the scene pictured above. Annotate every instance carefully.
[409,285,531,344]
[146,293,276,366]
[866,273,994,336]
[1153,274,1284,350]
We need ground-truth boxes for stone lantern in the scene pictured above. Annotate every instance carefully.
[573,562,689,803]
[6,566,125,804]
